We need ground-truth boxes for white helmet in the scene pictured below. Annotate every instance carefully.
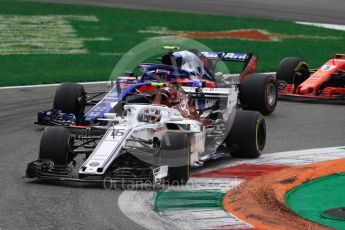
[173,51,205,77]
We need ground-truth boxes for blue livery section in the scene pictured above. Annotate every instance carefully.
[84,83,149,121]
[84,86,118,121]
[139,64,176,72]
[139,64,182,82]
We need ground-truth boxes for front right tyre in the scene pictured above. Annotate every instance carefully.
[53,83,86,121]
[161,133,190,184]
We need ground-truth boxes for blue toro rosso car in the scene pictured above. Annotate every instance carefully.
[36,48,277,127]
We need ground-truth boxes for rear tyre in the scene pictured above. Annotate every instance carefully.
[226,110,266,158]
[39,126,73,164]
[276,57,310,87]
[240,74,277,115]
[53,83,86,120]
[161,133,190,184]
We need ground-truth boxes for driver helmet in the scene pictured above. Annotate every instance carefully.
[172,51,205,77]
[152,89,171,106]
[142,108,162,123]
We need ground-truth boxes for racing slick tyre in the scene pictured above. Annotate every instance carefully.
[240,73,277,115]
[39,126,74,164]
[276,57,310,87]
[53,83,86,120]
[226,110,266,158]
[161,133,190,184]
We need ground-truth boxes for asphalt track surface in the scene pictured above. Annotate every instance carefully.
[37,0,345,24]
[1,1,345,229]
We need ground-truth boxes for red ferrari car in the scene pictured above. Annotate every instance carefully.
[276,54,345,101]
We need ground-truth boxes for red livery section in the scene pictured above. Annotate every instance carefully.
[194,163,289,180]
[277,54,345,101]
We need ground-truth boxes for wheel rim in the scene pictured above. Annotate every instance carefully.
[294,67,310,87]
[266,83,277,106]
[256,120,266,151]
[76,91,86,118]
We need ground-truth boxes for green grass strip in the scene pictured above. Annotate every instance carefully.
[155,191,224,212]
[1,0,345,86]
[286,173,345,229]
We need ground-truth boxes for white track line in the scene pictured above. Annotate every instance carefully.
[0,81,110,90]
[296,21,345,31]
[118,146,345,230]
[118,191,178,230]
[159,208,251,230]
[196,146,345,175]
[118,178,250,230]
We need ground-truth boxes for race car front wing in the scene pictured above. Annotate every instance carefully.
[26,159,167,185]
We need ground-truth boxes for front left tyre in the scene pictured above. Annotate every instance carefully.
[39,126,74,164]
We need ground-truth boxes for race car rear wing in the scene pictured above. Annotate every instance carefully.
[201,51,257,79]
[201,51,253,62]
